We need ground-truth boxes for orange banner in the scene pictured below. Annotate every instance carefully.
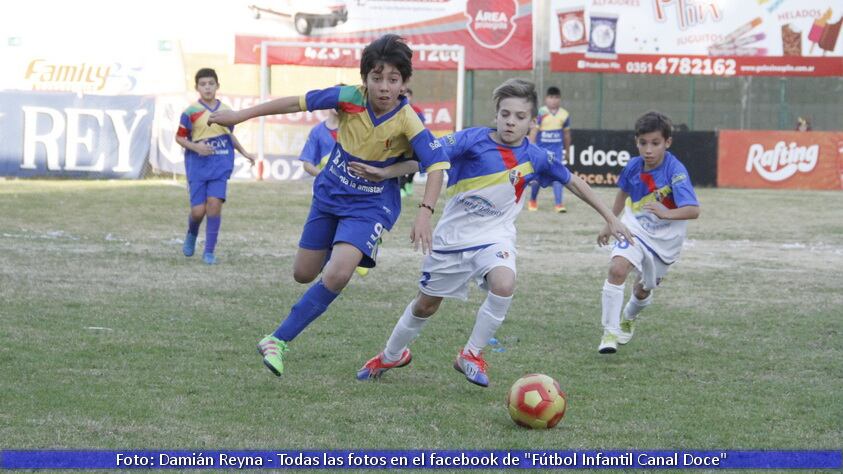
[717,130,843,190]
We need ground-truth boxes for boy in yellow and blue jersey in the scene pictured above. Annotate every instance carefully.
[176,68,254,265]
[354,79,632,387]
[596,111,700,354]
[208,35,449,377]
[299,100,373,278]
[528,86,571,213]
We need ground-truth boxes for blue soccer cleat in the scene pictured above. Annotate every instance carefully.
[454,350,489,387]
[183,232,197,257]
[203,252,217,265]
[356,349,412,380]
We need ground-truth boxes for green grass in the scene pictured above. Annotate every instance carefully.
[1,180,841,458]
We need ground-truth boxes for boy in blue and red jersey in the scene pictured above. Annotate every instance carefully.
[176,68,255,265]
[596,111,701,354]
[527,86,571,213]
[353,79,632,387]
[208,35,449,377]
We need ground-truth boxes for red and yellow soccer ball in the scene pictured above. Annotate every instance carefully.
[506,373,568,429]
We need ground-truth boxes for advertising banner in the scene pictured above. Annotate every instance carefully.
[234,0,533,70]
[717,130,843,190]
[567,130,717,187]
[0,92,154,179]
[548,0,843,77]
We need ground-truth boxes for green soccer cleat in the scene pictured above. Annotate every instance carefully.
[598,332,618,354]
[257,335,288,376]
[618,319,636,345]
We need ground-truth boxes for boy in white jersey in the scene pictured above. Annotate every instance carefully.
[352,79,632,387]
[596,111,701,354]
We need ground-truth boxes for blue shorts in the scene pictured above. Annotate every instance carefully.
[188,179,227,207]
[298,204,385,268]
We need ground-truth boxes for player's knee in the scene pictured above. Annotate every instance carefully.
[413,298,440,318]
[321,267,352,292]
[488,281,515,298]
[634,287,651,300]
[293,268,318,284]
[608,261,630,283]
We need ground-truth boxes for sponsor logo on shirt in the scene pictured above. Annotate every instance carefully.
[495,250,510,259]
[459,195,502,217]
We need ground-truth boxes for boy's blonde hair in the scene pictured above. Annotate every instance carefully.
[492,79,538,118]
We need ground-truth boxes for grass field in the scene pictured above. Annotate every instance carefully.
[1,179,841,462]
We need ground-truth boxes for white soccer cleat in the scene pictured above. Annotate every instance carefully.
[598,332,618,354]
[618,318,636,345]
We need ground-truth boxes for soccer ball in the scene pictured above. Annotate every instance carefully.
[506,373,567,429]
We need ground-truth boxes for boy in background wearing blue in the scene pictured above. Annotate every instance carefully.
[209,35,449,377]
[528,86,570,213]
[299,92,340,177]
[596,111,700,354]
[176,68,255,265]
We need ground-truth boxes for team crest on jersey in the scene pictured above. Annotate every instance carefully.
[495,250,510,259]
[508,168,523,185]
[465,0,518,49]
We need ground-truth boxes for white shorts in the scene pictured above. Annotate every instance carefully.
[418,243,517,301]
[611,237,671,291]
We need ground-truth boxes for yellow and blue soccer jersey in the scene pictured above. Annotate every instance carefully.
[535,105,571,160]
[299,121,337,171]
[177,100,235,182]
[432,127,571,252]
[617,151,699,264]
[300,85,450,229]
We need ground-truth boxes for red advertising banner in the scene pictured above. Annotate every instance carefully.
[548,0,843,77]
[717,130,843,190]
[234,0,532,70]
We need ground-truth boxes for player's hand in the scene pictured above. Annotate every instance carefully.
[602,217,634,247]
[195,142,214,156]
[410,210,433,255]
[643,201,670,218]
[208,110,244,127]
[348,162,388,182]
[597,223,612,247]
[243,152,256,166]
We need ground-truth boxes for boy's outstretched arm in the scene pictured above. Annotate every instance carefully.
[563,174,634,245]
[347,160,420,182]
[231,134,255,165]
[596,188,631,246]
[209,96,302,127]
[411,169,444,255]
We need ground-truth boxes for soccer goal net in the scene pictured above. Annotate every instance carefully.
[252,40,465,177]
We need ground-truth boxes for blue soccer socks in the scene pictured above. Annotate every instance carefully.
[204,215,221,256]
[273,280,340,342]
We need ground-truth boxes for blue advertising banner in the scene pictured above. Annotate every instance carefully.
[1,450,840,469]
[0,91,154,178]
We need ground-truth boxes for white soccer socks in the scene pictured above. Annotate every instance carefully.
[624,292,653,320]
[465,292,512,356]
[383,300,430,363]
[601,280,625,335]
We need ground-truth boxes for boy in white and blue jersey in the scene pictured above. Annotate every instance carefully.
[527,86,571,213]
[355,79,632,387]
[596,111,701,354]
[176,68,254,265]
[208,35,449,377]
